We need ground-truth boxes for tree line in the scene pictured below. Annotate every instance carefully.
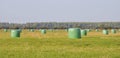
[0,22,120,29]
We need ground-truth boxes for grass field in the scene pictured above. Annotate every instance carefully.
[0,29,120,58]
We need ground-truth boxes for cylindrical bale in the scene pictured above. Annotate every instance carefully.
[31,29,34,32]
[111,29,116,34]
[103,30,109,35]
[41,29,46,34]
[4,29,8,32]
[68,28,81,39]
[96,29,99,32]
[86,29,90,32]
[11,30,21,38]
[81,30,87,36]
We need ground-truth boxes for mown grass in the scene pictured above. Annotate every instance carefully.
[0,29,120,58]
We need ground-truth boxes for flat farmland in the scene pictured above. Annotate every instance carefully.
[0,29,120,58]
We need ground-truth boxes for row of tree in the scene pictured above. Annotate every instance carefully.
[0,22,120,29]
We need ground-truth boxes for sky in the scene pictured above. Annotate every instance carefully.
[0,0,120,23]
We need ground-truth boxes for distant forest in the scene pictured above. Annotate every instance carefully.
[0,22,120,29]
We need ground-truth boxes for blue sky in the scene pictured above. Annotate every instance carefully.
[0,0,120,23]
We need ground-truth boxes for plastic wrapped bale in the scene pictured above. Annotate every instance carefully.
[86,29,90,32]
[68,28,81,39]
[41,29,46,34]
[81,30,87,36]
[11,30,21,38]
[31,29,34,32]
[96,29,99,32]
[4,29,8,32]
[103,30,109,35]
[111,29,116,34]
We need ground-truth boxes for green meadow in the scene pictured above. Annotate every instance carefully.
[0,29,120,58]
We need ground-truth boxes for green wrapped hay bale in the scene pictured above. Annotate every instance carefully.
[86,29,90,32]
[31,29,34,32]
[96,29,99,32]
[68,28,81,39]
[41,29,46,34]
[11,30,21,38]
[103,30,109,35]
[111,29,116,34]
[4,29,8,32]
[81,30,87,36]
